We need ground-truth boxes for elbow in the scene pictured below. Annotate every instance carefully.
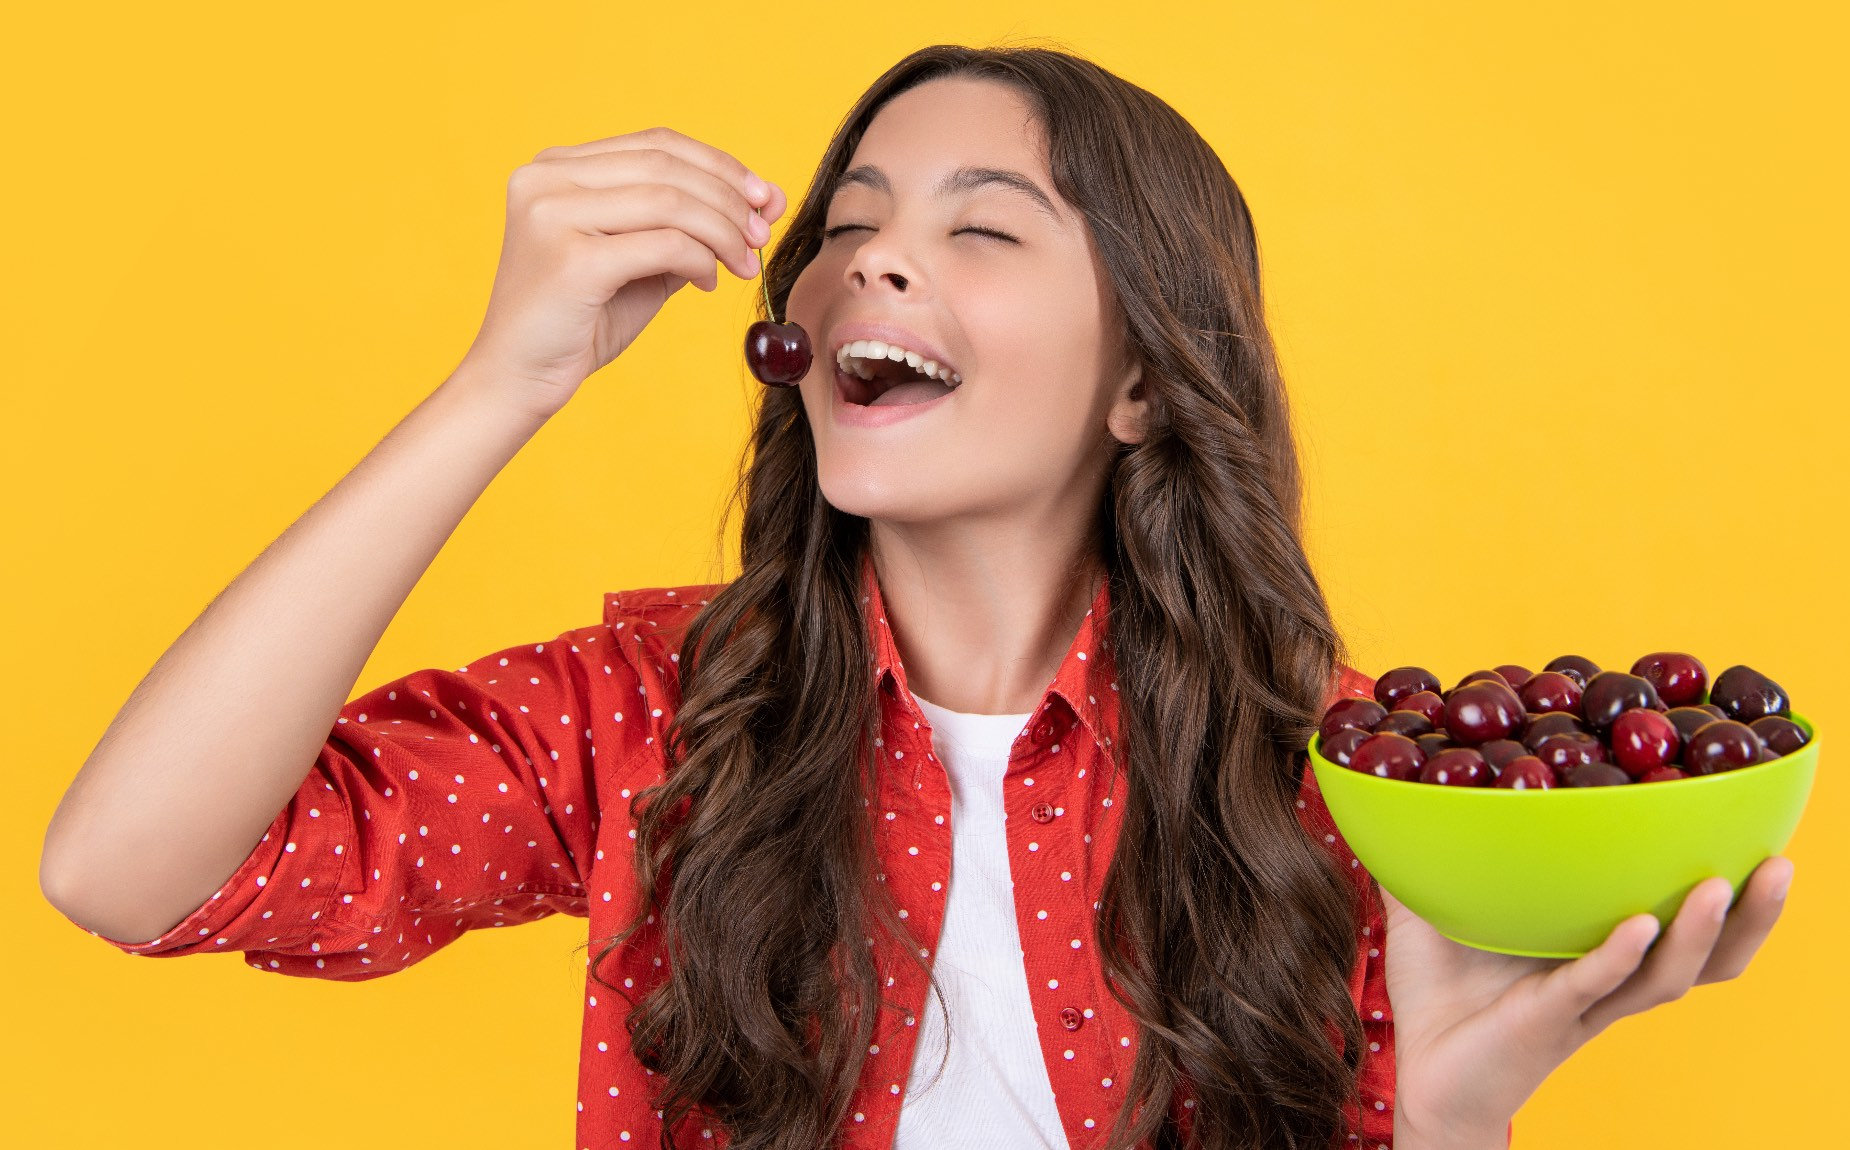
[39,822,172,946]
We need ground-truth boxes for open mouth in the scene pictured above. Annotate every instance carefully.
[835,342,963,407]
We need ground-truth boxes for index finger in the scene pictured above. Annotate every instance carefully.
[1696,854,1793,985]
[536,126,782,218]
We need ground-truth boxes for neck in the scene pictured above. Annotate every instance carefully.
[869,517,1103,716]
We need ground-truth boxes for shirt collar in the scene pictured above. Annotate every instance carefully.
[860,551,1118,751]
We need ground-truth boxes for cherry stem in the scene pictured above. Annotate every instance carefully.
[754,208,776,321]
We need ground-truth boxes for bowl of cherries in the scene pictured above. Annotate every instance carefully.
[1306,653,1820,957]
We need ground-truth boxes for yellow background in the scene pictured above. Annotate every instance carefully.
[5,2,1844,1145]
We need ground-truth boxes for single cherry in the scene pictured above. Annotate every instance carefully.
[1749,715,1808,757]
[1375,710,1434,739]
[1565,763,1631,787]
[1493,664,1534,690]
[1518,671,1584,718]
[1318,726,1372,767]
[1319,697,1387,744]
[1665,706,1721,745]
[1444,680,1525,745]
[743,209,811,386]
[1419,747,1491,787]
[1493,755,1558,789]
[1710,665,1790,723]
[1543,654,1602,688]
[1638,764,1688,784]
[1610,708,1681,778]
[1451,669,1511,696]
[1581,671,1663,733]
[1348,732,1426,780]
[1630,651,1709,709]
[1477,738,1530,773]
[1395,690,1446,727]
[1416,732,1457,758]
[1534,731,1608,774]
[1375,666,1442,710]
[1521,711,1591,752]
[1681,719,1764,776]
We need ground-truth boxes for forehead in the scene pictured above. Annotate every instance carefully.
[832,76,1064,221]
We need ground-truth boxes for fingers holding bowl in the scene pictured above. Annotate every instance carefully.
[1574,859,1790,1034]
[1696,855,1794,985]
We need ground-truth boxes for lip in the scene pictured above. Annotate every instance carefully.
[826,320,962,382]
[831,360,957,427]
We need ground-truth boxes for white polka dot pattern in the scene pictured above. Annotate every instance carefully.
[63,569,1404,1149]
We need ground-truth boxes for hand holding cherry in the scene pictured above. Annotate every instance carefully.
[743,206,812,387]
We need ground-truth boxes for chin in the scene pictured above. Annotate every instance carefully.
[817,465,954,524]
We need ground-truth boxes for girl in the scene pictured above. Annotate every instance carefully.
[40,43,1791,1150]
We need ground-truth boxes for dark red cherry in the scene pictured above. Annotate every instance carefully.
[1630,652,1709,709]
[1665,706,1721,745]
[1348,732,1427,780]
[1493,755,1558,789]
[1638,764,1688,784]
[1375,666,1442,710]
[1318,726,1372,767]
[1415,732,1457,758]
[1419,747,1491,787]
[1478,738,1530,773]
[1395,690,1446,727]
[1444,680,1524,745]
[1565,763,1631,787]
[1375,710,1434,739]
[1534,732,1608,774]
[1697,702,1728,721]
[1710,665,1790,723]
[1493,664,1534,690]
[1543,654,1601,689]
[744,319,812,386]
[1610,708,1681,778]
[1681,719,1764,776]
[1581,671,1663,733]
[1320,697,1387,743]
[1451,669,1511,696]
[1518,671,1584,718]
[1749,715,1809,757]
[1521,711,1592,753]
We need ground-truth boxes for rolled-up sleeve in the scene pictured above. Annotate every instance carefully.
[74,617,654,980]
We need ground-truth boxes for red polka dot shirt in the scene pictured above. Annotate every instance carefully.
[72,555,1402,1149]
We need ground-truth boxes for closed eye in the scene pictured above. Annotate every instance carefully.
[821,224,1019,243]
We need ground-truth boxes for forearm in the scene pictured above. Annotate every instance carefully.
[39,362,546,942]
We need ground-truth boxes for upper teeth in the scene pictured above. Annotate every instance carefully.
[835,339,962,386]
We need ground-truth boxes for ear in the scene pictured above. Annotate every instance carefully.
[1105,359,1149,445]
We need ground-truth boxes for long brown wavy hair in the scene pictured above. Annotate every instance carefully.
[588,41,1371,1150]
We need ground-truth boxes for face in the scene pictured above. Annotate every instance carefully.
[784,75,1146,527]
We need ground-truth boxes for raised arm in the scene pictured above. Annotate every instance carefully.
[40,126,782,944]
[39,370,548,943]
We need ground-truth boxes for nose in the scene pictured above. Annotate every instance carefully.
[842,228,916,295]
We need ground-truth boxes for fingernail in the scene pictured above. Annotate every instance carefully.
[749,212,771,244]
[1773,872,1792,902]
[745,170,770,203]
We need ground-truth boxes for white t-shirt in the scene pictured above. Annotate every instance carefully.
[892,691,1073,1150]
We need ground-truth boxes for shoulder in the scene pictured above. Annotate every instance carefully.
[1328,662,1377,707]
[602,582,727,657]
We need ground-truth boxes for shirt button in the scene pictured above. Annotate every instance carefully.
[1031,802,1055,823]
[1059,1007,1083,1031]
[1032,720,1054,743]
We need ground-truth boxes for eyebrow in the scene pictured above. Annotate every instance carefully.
[830,163,1060,221]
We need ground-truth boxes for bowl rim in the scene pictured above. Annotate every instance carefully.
[1307,709,1817,797]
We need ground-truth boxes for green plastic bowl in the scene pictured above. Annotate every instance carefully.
[1307,711,1821,957]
